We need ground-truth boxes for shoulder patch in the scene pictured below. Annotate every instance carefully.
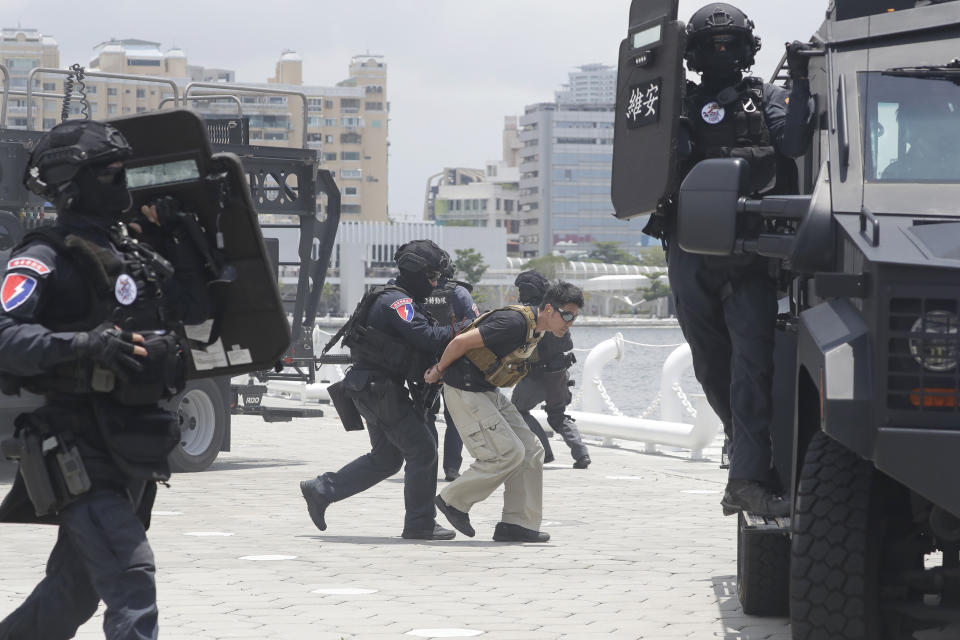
[701,101,725,124]
[1,273,38,312]
[6,257,52,276]
[390,297,415,322]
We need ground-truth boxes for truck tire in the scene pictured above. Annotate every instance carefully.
[790,431,917,639]
[166,379,227,473]
[737,513,790,616]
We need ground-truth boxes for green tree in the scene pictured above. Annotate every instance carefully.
[453,248,488,285]
[637,246,668,268]
[588,241,640,265]
[520,254,570,280]
[642,278,671,300]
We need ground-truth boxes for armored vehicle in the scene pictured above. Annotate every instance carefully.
[614,0,960,636]
[0,65,340,472]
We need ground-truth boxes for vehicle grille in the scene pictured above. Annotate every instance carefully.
[887,296,960,412]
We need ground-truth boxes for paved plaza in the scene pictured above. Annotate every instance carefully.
[0,405,788,639]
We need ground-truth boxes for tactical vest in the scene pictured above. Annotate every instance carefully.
[13,227,186,404]
[686,77,777,194]
[423,280,458,327]
[463,305,543,388]
[337,284,431,380]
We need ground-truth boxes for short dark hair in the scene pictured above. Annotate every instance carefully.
[541,280,583,311]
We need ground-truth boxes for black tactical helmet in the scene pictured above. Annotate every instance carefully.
[23,119,133,201]
[441,250,456,280]
[394,239,448,274]
[515,270,550,305]
[685,3,761,73]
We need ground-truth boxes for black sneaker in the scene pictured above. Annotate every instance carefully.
[443,468,461,482]
[300,479,331,531]
[492,522,550,543]
[573,455,591,469]
[401,524,456,540]
[434,495,475,537]
[720,479,790,517]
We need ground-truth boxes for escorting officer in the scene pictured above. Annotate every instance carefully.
[423,255,480,481]
[663,4,814,517]
[0,120,211,639]
[426,281,584,543]
[509,271,590,468]
[301,240,458,540]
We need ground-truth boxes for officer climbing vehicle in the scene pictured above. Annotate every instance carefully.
[0,64,340,472]
[615,0,960,637]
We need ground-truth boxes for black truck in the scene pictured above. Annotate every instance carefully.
[614,0,960,637]
[0,68,340,473]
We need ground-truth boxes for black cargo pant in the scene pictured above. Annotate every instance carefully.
[312,376,438,532]
[0,490,158,640]
[426,404,464,473]
[511,367,589,463]
[667,238,777,482]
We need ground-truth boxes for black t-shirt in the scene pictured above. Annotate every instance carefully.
[443,306,538,392]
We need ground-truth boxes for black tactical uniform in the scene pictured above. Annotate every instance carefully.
[0,120,210,640]
[509,271,589,468]
[301,240,458,540]
[665,4,813,517]
[423,261,480,481]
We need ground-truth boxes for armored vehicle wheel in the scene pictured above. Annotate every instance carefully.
[166,379,227,473]
[790,432,921,640]
[737,513,790,616]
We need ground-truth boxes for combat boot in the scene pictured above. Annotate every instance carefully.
[300,478,332,531]
[721,478,790,517]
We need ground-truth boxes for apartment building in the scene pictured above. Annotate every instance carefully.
[0,29,389,222]
[516,65,649,258]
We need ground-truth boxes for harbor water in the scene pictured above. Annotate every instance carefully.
[565,325,701,419]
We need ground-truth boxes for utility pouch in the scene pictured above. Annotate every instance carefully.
[328,380,365,432]
[112,332,187,405]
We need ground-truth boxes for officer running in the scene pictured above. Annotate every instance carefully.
[427,281,584,543]
[659,3,814,517]
[0,119,212,640]
[300,240,459,540]
[422,253,480,482]
[509,271,590,469]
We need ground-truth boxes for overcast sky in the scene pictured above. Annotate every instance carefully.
[4,1,825,221]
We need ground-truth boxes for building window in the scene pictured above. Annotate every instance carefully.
[42,82,56,91]
[136,107,146,113]
[325,135,334,143]
[323,152,337,161]
[128,59,161,67]
[107,88,117,96]
[107,104,118,114]
[344,187,358,196]
[323,118,336,127]
[324,100,333,109]
[341,132,361,144]
[342,204,361,214]
[365,101,383,111]
[341,117,362,127]
[371,119,382,128]
[136,89,146,98]
[341,151,360,161]
[42,118,57,129]
[341,169,362,180]
[340,98,361,112]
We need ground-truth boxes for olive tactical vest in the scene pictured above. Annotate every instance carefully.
[463,305,542,388]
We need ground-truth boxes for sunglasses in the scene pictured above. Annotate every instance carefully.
[557,308,578,323]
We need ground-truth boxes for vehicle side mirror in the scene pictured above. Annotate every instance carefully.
[677,158,751,255]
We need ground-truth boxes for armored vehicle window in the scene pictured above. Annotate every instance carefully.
[127,159,201,189]
[860,72,960,183]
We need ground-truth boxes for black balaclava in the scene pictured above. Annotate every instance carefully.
[394,239,446,303]
[70,163,132,218]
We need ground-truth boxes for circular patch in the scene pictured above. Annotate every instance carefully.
[701,101,725,124]
[115,273,138,306]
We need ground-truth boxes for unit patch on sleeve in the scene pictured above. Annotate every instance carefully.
[6,257,51,276]
[1,273,38,312]
[390,297,415,322]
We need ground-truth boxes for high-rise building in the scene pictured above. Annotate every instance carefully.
[554,63,616,106]
[516,66,648,258]
[0,31,390,221]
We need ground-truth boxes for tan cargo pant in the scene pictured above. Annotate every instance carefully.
[438,385,545,530]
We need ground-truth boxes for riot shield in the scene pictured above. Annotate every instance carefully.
[611,0,686,220]
[108,109,290,379]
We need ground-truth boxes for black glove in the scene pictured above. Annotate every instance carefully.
[564,352,577,369]
[785,41,812,80]
[72,323,144,378]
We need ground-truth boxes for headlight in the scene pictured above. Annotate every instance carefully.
[909,310,959,372]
